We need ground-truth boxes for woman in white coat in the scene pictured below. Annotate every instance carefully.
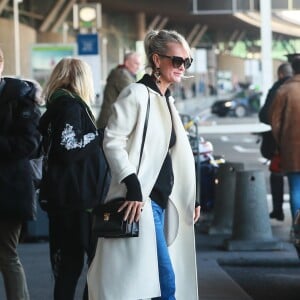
[88,29,201,300]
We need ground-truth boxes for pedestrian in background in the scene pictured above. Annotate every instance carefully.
[39,58,103,300]
[0,47,41,300]
[269,54,300,226]
[96,51,141,128]
[88,29,200,300]
[259,62,293,221]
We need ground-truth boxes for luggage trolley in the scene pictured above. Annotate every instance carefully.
[181,114,223,212]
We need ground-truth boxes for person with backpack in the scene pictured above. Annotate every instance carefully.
[0,48,41,300]
[259,62,292,221]
[38,57,103,300]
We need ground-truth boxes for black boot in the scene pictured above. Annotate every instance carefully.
[269,210,284,221]
[269,172,284,221]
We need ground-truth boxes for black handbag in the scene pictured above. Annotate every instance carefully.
[260,130,277,160]
[92,198,139,238]
[92,88,150,238]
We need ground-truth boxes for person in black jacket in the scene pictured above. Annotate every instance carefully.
[39,57,103,300]
[0,48,41,300]
[259,62,293,221]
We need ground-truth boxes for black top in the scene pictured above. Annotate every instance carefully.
[123,74,199,208]
[146,77,176,209]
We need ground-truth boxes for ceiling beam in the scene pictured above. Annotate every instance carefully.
[156,17,168,30]
[236,30,246,42]
[39,0,65,32]
[234,11,300,37]
[228,30,240,43]
[225,29,240,51]
[92,0,187,16]
[50,0,76,33]
[147,15,162,31]
[187,24,201,44]
[190,25,208,48]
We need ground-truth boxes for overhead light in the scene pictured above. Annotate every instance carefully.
[73,3,102,30]
[79,7,97,23]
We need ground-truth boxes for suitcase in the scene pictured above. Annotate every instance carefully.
[199,160,217,212]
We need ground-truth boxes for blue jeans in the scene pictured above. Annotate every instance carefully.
[151,200,176,300]
[287,172,300,221]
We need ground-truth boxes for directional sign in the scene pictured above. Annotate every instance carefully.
[77,33,99,55]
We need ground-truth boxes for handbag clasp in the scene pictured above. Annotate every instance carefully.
[104,212,110,221]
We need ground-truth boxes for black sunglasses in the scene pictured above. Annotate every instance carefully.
[159,54,193,69]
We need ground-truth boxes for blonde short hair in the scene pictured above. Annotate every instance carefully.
[43,57,94,105]
[144,29,192,70]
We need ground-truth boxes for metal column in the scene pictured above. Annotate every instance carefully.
[260,0,273,106]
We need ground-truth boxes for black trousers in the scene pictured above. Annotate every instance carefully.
[48,211,95,300]
[270,172,284,213]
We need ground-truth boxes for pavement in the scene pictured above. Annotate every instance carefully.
[196,200,300,300]
[0,198,299,300]
[1,97,300,299]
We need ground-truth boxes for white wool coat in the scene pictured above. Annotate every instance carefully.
[87,83,198,300]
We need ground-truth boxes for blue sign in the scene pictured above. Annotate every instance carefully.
[77,34,99,55]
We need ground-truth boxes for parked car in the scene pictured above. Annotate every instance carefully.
[211,90,261,117]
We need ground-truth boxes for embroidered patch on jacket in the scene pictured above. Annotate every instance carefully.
[60,123,97,150]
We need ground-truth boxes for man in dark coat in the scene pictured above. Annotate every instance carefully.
[259,62,293,221]
[0,47,41,300]
[259,63,292,122]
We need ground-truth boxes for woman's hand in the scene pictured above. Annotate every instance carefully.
[118,201,144,223]
[194,206,201,224]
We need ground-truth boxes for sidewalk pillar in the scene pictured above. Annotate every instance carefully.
[208,162,244,235]
[224,169,282,251]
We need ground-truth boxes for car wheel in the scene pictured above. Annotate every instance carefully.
[235,105,247,117]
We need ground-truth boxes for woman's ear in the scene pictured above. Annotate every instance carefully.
[152,53,160,69]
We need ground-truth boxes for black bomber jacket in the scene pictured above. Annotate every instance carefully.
[39,90,103,213]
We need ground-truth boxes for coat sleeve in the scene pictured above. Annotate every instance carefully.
[50,100,100,163]
[269,89,285,145]
[259,87,274,124]
[103,84,140,183]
